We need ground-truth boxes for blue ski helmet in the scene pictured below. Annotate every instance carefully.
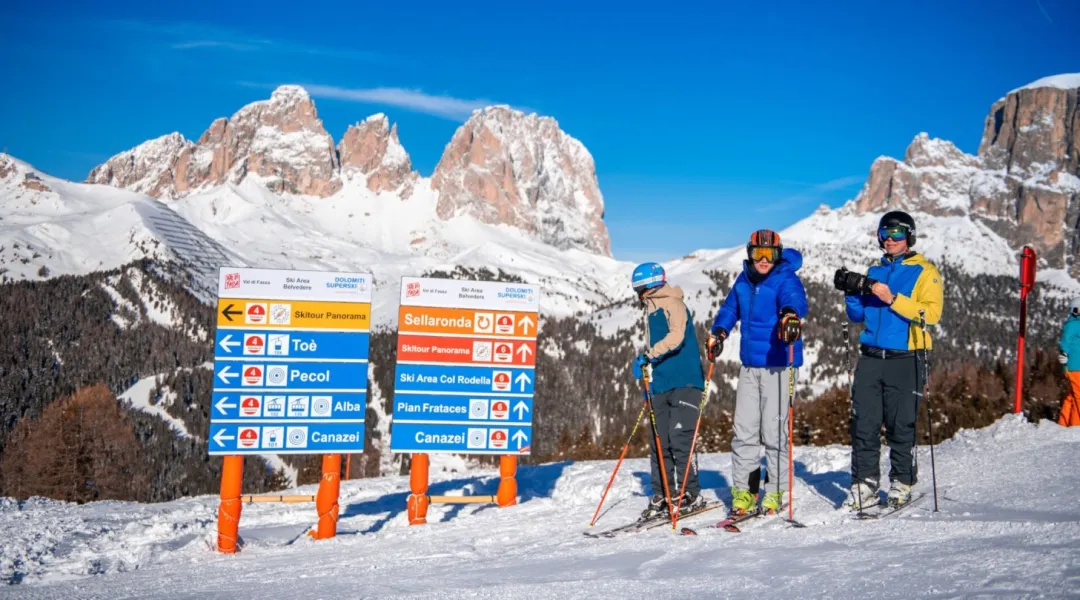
[632,262,666,294]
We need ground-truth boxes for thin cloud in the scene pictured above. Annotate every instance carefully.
[1034,0,1053,23]
[815,175,864,191]
[754,175,865,212]
[296,84,522,120]
[100,19,384,63]
[171,40,261,52]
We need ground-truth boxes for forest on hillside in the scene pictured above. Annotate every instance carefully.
[0,259,1071,503]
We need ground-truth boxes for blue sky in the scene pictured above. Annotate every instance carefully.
[1,0,1077,263]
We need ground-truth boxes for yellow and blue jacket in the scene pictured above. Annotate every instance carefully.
[845,252,943,351]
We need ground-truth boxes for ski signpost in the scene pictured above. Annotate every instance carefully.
[391,276,539,524]
[211,267,372,551]
[210,267,372,455]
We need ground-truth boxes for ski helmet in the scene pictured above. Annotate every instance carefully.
[877,210,917,248]
[1070,297,1080,315]
[746,229,783,263]
[631,262,666,294]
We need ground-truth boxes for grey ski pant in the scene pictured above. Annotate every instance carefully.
[648,386,702,499]
[732,365,797,494]
[849,350,925,487]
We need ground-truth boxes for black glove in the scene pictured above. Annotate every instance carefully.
[706,329,726,362]
[779,308,801,344]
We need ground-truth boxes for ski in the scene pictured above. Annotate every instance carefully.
[679,507,762,535]
[850,491,926,521]
[584,501,724,538]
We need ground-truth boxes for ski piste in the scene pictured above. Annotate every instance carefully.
[851,491,927,520]
[584,500,725,538]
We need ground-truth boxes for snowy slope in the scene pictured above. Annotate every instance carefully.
[2,414,1078,596]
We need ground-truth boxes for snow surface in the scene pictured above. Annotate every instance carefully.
[117,375,194,440]
[1009,73,1080,95]
[2,414,1079,597]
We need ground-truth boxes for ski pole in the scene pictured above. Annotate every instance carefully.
[643,369,676,527]
[918,310,939,513]
[787,343,795,522]
[588,394,650,527]
[842,321,853,392]
[672,361,714,529]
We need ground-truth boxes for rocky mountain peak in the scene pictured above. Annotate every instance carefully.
[338,113,417,196]
[85,89,613,257]
[430,105,611,257]
[87,85,341,198]
[851,74,1080,273]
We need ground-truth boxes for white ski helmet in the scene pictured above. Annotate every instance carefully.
[1071,297,1080,315]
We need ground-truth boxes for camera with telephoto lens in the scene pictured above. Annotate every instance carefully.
[833,267,877,296]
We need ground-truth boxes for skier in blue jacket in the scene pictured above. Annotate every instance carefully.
[707,229,808,515]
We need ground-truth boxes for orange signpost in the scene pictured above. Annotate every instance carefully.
[391,276,540,523]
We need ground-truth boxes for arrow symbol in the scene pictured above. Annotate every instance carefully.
[512,430,528,450]
[221,303,242,322]
[518,315,535,336]
[217,365,237,385]
[215,396,236,415]
[513,400,530,420]
[213,429,235,447]
[515,344,533,363]
[514,371,531,392]
[218,334,240,353]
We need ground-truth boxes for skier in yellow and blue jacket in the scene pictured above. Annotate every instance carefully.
[841,210,943,510]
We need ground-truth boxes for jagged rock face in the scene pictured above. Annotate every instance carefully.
[87,133,195,198]
[431,106,611,257]
[88,86,342,198]
[338,114,417,196]
[87,90,611,257]
[852,77,1080,273]
[979,85,1080,175]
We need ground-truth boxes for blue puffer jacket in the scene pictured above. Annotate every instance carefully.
[710,248,809,368]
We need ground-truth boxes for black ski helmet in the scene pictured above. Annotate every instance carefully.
[877,210,916,248]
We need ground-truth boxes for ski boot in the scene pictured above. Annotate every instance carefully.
[846,481,879,511]
[887,481,912,507]
[676,491,707,515]
[729,487,757,516]
[640,494,670,520]
[761,491,785,515]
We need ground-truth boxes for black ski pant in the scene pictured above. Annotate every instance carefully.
[648,386,702,500]
[849,347,927,488]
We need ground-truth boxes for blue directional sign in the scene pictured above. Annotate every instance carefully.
[392,395,533,423]
[214,330,370,361]
[209,267,373,456]
[209,422,367,454]
[393,364,535,395]
[390,277,540,455]
[389,422,532,454]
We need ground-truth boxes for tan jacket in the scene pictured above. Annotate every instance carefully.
[642,284,689,360]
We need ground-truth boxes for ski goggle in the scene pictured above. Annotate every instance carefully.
[878,226,909,242]
[748,246,780,263]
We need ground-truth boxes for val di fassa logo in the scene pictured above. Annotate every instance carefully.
[224,271,272,291]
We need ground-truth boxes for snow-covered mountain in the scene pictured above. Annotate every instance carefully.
[83,85,613,258]
[5,74,1080,388]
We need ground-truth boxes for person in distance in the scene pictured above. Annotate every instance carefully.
[1056,298,1080,427]
[706,229,808,516]
[839,210,943,509]
[631,262,707,519]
